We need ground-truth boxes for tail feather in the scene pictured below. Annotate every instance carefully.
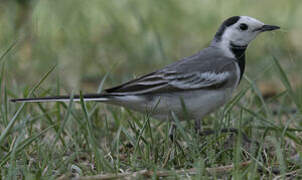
[11,93,110,103]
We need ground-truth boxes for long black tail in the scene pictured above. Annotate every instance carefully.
[11,93,110,103]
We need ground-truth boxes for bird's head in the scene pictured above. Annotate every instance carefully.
[212,16,280,55]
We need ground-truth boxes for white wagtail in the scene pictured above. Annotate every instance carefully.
[12,16,279,137]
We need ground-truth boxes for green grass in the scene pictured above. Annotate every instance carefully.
[1,0,302,179]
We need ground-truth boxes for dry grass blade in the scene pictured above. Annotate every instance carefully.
[61,161,251,180]
[272,170,300,180]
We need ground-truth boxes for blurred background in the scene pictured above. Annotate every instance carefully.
[0,0,301,96]
[1,1,302,178]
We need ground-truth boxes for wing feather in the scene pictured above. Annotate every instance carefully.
[105,70,230,95]
[105,49,237,95]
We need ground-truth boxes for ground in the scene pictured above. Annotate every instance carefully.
[0,0,302,179]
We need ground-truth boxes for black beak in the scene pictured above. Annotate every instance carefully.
[254,25,280,32]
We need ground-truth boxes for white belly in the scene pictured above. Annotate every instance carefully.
[154,89,233,120]
[113,88,234,121]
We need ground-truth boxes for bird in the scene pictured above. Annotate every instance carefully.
[11,16,280,138]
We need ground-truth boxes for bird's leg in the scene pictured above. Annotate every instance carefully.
[169,123,176,142]
[194,119,201,133]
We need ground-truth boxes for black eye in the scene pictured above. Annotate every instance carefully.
[239,23,248,31]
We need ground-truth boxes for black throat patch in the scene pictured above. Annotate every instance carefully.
[230,42,247,81]
[214,16,240,41]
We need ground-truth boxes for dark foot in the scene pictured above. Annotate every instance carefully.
[199,128,255,144]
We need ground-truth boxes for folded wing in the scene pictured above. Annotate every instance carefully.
[105,69,231,95]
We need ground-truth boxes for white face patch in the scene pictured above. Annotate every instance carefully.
[217,16,265,57]
[223,16,264,45]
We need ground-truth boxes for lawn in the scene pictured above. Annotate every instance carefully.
[0,0,302,179]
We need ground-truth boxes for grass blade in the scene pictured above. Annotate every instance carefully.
[272,55,302,113]
[0,40,17,63]
[0,65,56,146]
[0,125,55,167]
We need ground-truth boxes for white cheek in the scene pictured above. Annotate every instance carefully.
[230,31,258,45]
[243,32,258,43]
